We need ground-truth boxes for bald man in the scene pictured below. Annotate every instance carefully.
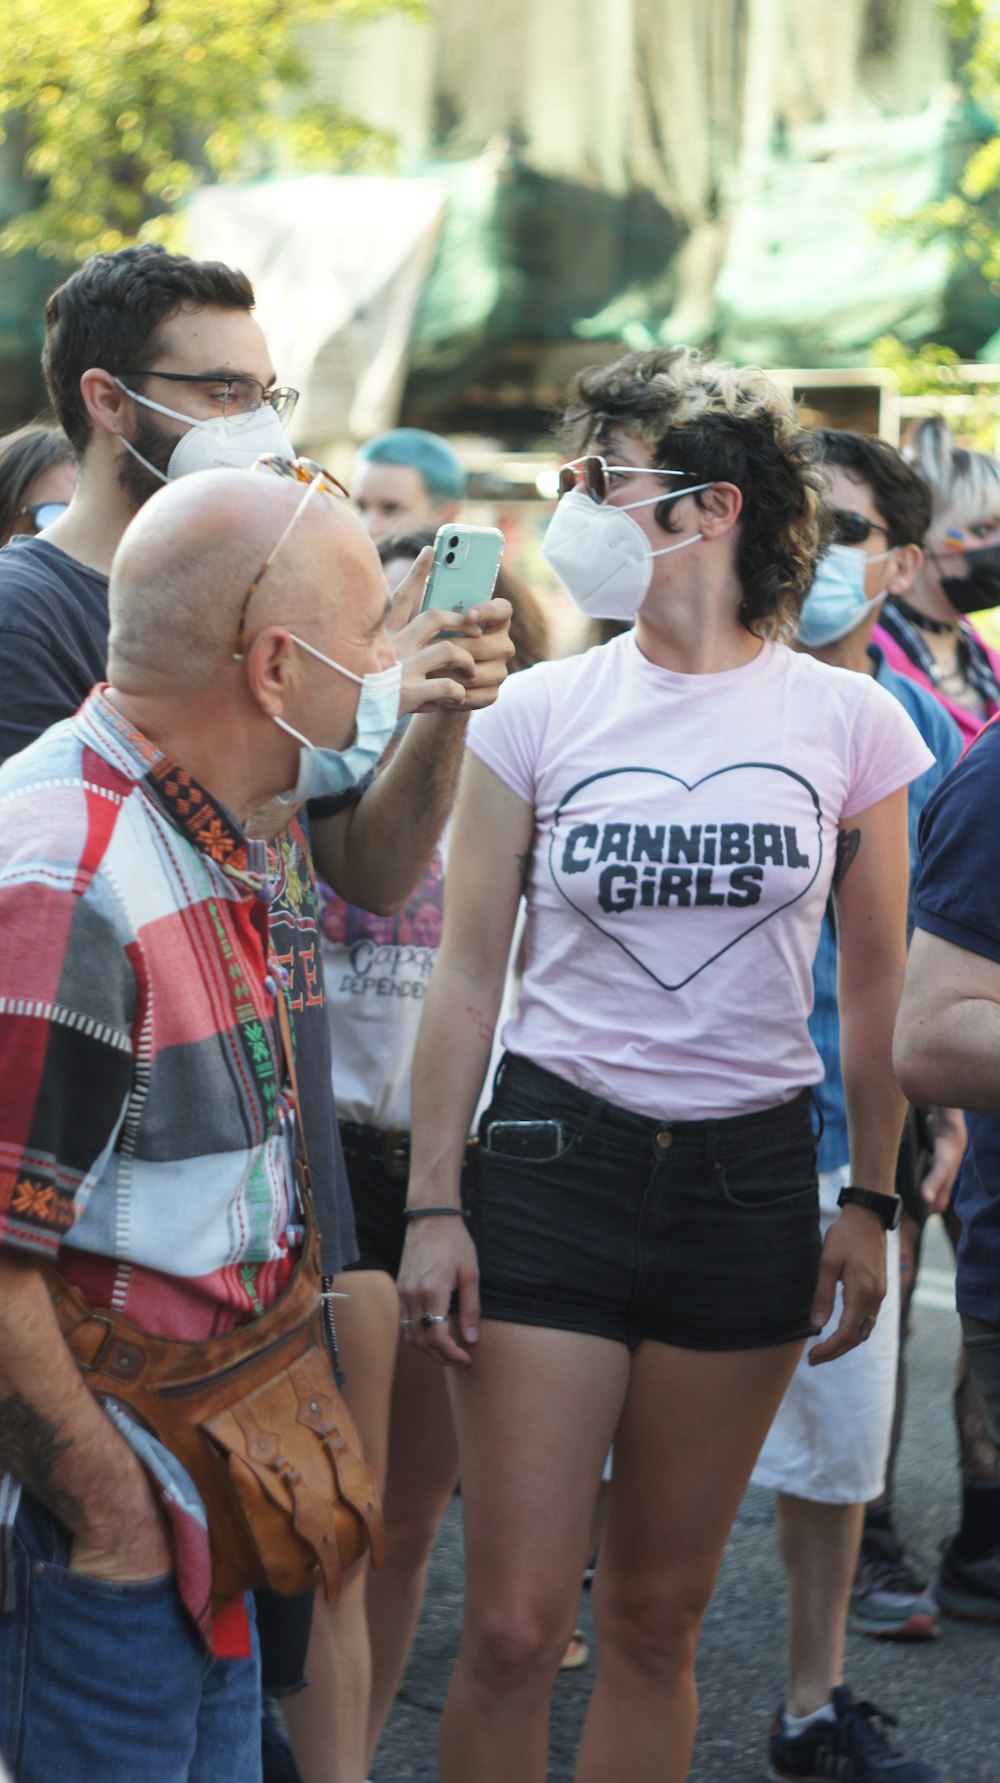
[0,471,398,1783]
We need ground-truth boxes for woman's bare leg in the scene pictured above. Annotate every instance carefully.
[284,1269,399,1783]
[575,1339,804,1783]
[365,1336,459,1763]
[439,1320,630,1783]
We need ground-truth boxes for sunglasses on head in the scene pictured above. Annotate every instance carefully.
[828,507,891,547]
[232,456,352,659]
[252,453,350,501]
[557,454,686,503]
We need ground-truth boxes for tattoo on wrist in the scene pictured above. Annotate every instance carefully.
[833,826,861,891]
[465,1001,494,1043]
[0,1393,82,1528]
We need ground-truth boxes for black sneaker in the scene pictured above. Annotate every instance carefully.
[934,1537,1000,1622]
[768,1685,944,1781]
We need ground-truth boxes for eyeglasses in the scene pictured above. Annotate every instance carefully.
[827,507,891,548]
[17,501,69,531]
[254,453,350,500]
[125,368,299,426]
[232,456,350,659]
[557,454,686,503]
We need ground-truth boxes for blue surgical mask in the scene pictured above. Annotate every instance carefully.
[797,543,895,647]
[274,636,402,804]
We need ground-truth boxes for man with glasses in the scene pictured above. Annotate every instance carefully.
[753,430,961,1783]
[0,242,512,1779]
[0,466,400,1782]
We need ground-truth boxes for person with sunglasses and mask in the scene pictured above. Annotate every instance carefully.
[750,429,961,1783]
[0,424,76,548]
[874,416,1000,743]
[397,348,934,1783]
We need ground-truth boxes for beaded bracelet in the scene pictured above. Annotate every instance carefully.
[402,1206,469,1222]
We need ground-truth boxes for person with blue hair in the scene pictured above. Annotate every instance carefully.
[354,427,465,538]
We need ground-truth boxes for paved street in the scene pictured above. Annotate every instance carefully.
[374,1220,998,1782]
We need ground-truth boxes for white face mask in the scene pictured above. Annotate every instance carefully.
[797,543,895,647]
[115,380,295,481]
[541,483,710,620]
[273,635,402,805]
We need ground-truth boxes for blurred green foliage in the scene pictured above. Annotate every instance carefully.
[873,0,1000,396]
[0,0,422,261]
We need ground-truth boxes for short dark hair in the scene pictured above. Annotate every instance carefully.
[560,347,826,639]
[813,428,932,547]
[42,244,256,454]
[0,424,73,538]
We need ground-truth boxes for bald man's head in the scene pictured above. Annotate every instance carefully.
[108,467,385,690]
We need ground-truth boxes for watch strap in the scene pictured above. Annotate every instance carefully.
[836,1185,901,1231]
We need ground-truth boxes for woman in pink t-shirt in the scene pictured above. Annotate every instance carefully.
[397,349,931,1783]
[875,417,1000,745]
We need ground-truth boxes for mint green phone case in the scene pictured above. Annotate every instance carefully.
[420,524,505,621]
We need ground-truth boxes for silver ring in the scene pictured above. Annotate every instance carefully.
[858,1315,877,1338]
[420,1311,450,1328]
[400,1318,414,1332]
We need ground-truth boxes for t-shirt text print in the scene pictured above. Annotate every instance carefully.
[468,635,933,1122]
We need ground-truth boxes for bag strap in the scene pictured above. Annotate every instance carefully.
[273,983,315,1214]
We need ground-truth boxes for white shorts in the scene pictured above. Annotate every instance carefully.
[750,1164,900,1505]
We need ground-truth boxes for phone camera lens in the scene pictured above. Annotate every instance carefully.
[445,551,456,563]
[449,535,460,547]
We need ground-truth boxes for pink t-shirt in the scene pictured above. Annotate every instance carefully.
[467,633,933,1121]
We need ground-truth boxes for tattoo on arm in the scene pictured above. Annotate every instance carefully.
[0,1393,82,1528]
[833,827,861,892]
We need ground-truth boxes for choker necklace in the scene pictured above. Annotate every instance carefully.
[893,596,957,636]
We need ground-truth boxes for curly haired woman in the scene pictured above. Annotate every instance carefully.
[398,348,934,1783]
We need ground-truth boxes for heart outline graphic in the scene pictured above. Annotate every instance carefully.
[548,762,824,991]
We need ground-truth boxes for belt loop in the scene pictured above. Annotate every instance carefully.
[705,1121,719,1172]
[579,1093,606,1149]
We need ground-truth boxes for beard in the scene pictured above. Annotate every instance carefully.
[115,410,179,510]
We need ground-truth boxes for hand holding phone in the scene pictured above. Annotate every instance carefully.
[419,524,505,629]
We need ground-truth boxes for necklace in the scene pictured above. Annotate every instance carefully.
[893,596,956,636]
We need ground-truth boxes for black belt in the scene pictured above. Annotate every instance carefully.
[338,1121,477,1183]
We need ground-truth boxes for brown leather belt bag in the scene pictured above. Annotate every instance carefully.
[40,993,384,1611]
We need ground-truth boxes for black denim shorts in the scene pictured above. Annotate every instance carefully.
[468,1054,822,1352]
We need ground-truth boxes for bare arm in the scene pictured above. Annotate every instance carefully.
[810,789,909,1365]
[310,596,514,913]
[0,1253,171,1579]
[397,754,534,1366]
[895,927,1000,1114]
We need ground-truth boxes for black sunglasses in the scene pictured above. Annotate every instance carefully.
[828,507,891,547]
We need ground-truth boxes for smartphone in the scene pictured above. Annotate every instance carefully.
[418,523,505,625]
[483,1119,568,1160]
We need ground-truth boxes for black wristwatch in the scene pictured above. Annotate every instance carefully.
[836,1185,902,1231]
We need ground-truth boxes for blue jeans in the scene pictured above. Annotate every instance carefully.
[0,1492,262,1783]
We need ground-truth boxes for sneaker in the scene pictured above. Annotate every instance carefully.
[768,1686,944,1781]
[848,1527,939,1640]
[934,1537,1000,1622]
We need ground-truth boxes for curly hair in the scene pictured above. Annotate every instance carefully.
[378,527,550,672]
[43,244,256,455]
[560,346,826,638]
